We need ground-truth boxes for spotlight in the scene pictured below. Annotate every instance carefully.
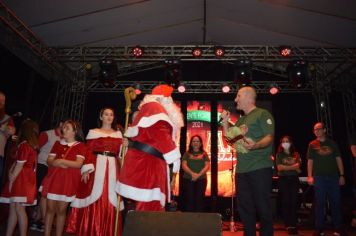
[164,59,182,88]
[134,83,142,95]
[85,63,92,71]
[192,47,202,58]
[99,59,117,88]
[132,46,144,58]
[287,60,309,88]
[234,59,252,85]
[279,46,291,57]
[222,83,231,93]
[214,46,225,57]
[269,84,279,95]
[177,82,186,93]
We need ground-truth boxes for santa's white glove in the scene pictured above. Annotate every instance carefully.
[172,159,181,173]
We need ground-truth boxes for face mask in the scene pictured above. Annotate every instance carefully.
[281,142,291,150]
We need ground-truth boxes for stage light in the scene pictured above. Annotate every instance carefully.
[134,83,142,95]
[234,59,252,86]
[85,63,92,71]
[214,47,225,57]
[287,60,309,88]
[164,59,182,88]
[279,46,291,57]
[222,83,231,93]
[132,46,144,58]
[192,47,202,58]
[99,59,117,88]
[269,83,279,95]
[177,83,186,93]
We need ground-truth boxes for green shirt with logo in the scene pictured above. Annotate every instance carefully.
[307,138,341,177]
[225,107,274,173]
[182,151,210,180]
[276,151,301,176]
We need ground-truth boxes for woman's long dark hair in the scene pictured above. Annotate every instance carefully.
[17,119,39,150]
[97,107,118,130]
[187,135,205,153]
[277,135,296,154]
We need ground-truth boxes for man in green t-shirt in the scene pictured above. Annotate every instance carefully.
[307,122,346,236]
[221,86,274,236]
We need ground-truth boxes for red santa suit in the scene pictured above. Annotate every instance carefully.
[40,140,86,202]
[117,96,182,211]
[66,129,124,236]
[0,141,37,205]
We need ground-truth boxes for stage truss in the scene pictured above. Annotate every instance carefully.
[1,2,356,137]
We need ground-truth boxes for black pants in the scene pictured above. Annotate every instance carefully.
[279,175,299,228]
[182,177,207,212]
[236,167,274,236]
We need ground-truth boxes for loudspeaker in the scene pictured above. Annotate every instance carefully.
[122,211,222,236]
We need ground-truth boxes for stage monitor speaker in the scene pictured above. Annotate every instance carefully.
[122,211,222,236]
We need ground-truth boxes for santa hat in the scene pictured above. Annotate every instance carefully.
[151,84,173,97]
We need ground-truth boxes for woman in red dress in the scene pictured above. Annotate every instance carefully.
[40,120,86,236]
[66,107,125,236]
[0,119,39,236]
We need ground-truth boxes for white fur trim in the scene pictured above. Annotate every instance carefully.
[80,164,94,174]
[0,196,37,205]
[47,193,76,202]
[71,155,123,210]
[86,129,122,140]
[116,182,166,207]
[16,160,26,163]
[125,113,174,138]
[163,146,181,164]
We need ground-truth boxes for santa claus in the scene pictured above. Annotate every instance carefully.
[117,84,184,211]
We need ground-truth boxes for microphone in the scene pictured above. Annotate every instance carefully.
[218,107,231,123]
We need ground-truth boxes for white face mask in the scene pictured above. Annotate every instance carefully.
[281,142,291,150]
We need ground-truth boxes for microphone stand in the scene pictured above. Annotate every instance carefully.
[229,149,236,232]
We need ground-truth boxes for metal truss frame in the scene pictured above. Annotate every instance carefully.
[0,1,74,81]
[82,80,312,94]
[2,1,355,135]
[342,91,356,140]
[54,45,356,63]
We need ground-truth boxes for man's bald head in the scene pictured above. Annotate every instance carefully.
[239,86,257,103]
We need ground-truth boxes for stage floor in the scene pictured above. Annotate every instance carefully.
[0,221,355,236]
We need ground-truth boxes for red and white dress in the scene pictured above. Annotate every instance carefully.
[117,101,181,211]
[0,141,37,205]
[40,140,86,202]
[66,129,124,236]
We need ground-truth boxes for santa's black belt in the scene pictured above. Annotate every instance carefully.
[129,141,164,160]
[93,151,117,157]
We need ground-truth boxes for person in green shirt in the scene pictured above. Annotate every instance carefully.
[221,86,274,236]
[181,135,210,212]
[307,122,347,236]
[275,135,301,235]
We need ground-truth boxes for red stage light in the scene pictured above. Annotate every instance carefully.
[177,84,186,93]
[279,46,291,57]
[214,47,225,57]
[269,84,279,95]
[222,84,230,93]
[192,47,202,57]
[132,46,143,58]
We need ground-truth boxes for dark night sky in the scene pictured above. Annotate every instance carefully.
[0,45,353,185]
